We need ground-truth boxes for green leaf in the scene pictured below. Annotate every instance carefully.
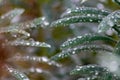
[0,28,30,38]
[9,17,48,30]
[51,15,102,27]
[70,65,107,75]
[113,40,120,55]
[0,17,48,34]
[11,55,61,67]
[7,39,51,48]
[51,45,113,60]
[60,34,116,50]
[98,10,120,33]
[100,72,120,80]
[0,8,24,24]
[7,67,29,80]
[10,29,30,38]
[61,7,110,18]
[70,65,120,80]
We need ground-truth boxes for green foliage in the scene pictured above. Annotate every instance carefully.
[2,0,120,80]
[50,0,120,80]
[61,7,110,18]
[51,45,113,61]
[51,15,102,27]
[70,65,120,80]
[0,8,52,80]
[7,39,51,48]
[98,10,120,33]
[7,67,29,80]
[0,8,24,24]
[0,17,47,33]
[60,34,116,50]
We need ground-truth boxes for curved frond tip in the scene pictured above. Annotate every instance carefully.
[60,34,116,50]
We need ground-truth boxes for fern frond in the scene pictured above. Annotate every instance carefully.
[7,67,29,80]
[98,10,120,33]
[51,15,102,27]
[61,7,110,18]
[51,45,113,60]
[60,34,116,50]
[7,39,51,48]
[0,8,24,23]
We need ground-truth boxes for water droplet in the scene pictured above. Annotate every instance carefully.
[7,67,30,80]
[7,39,51,48]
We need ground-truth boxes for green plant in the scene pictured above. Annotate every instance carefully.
[50,0,120,80]
[1,0,120,80]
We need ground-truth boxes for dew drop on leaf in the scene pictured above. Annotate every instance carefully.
[7,39,51,48]
[11,55,62,67]
[98,10,120,33]
[60,34,116,50]
[7,67,29,80]
[0,8,24,24]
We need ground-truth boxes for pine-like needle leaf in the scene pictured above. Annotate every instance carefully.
[7,67,29,80]
[60,34,116,50]
[9,17,47,30]
[61,7,110,18]
[70,64,107,75]
[11,55,61,67]
[0,8,24,23]
[51,45,113,60]
[0,28,30,38]
[98,10,120,33]
[7,39,51,48]
[0,17,47,34]
[70,65,120,80]
[51,15,102,27]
